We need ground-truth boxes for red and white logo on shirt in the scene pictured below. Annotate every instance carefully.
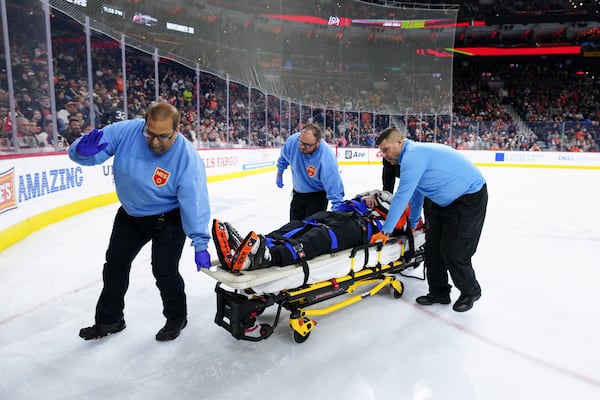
[153,167,170,186]
[306,165,316,178]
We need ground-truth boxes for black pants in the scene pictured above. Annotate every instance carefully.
[290,190,328,221]
[424,184,488,297]
[267,211,367,267]
[95,207,187,324]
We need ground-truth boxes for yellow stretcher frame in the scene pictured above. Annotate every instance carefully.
[213,237,425,343]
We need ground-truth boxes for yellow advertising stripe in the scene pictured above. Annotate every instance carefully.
[0,168,275,252]
[0,192,118,251]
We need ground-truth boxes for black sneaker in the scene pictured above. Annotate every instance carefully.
[156,319,187,341]
[452,293,481,312]
[415,293,451,305]
[79,320,126,340]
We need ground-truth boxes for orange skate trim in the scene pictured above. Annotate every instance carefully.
[212,219,233,269]
[230,231,259,272]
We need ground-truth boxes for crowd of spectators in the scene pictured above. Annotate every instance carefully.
[1,6,599,155]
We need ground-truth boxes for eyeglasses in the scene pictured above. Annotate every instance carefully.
[299,140,318,149]
[143,124,175,142]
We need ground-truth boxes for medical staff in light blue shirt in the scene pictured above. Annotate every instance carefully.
[69,102,210,342]
[276,123,344,221]
[372,128,488,313]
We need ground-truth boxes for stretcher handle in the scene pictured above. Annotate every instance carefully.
[349,236,404,258]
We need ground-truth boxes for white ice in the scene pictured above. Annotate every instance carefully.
[1,164,599,400]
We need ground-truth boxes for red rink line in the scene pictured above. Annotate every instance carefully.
[2,281,599,391]
[410,301,600,390]
[0,280,99,325]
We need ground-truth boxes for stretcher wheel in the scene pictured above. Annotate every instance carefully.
[391,280,404,298]
[292,330,311,343]
[289,317,316,343]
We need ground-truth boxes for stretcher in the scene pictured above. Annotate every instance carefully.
[203,230,425,343]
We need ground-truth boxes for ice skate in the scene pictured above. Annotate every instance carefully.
[230,231,272,272]
[212,219,244,269]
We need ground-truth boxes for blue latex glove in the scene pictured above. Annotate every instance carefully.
[195,250,211,271]
[331,202,344,211]
[276,173,284,188]
[76,129,108,157]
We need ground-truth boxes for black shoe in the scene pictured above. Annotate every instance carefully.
[415,293,451,306]
[453,293,481,312]
[79,320,126,340]
[156,319,187,341]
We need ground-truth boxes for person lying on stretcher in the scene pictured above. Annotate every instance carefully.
[212,190,419,273]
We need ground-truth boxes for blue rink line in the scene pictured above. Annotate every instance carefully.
[209,197,249,215]
[243,161,275,170]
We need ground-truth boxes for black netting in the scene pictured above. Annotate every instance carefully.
[49,0,458,115]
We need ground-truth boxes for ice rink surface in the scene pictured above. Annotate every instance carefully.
[1,164,599,400]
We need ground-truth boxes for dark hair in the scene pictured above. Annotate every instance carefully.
[301,122,322,141]
[376,127,403,146]
[145,102,180,131]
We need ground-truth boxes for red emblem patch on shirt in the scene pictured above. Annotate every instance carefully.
[153,167,170,187]
[306,165,316,177]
